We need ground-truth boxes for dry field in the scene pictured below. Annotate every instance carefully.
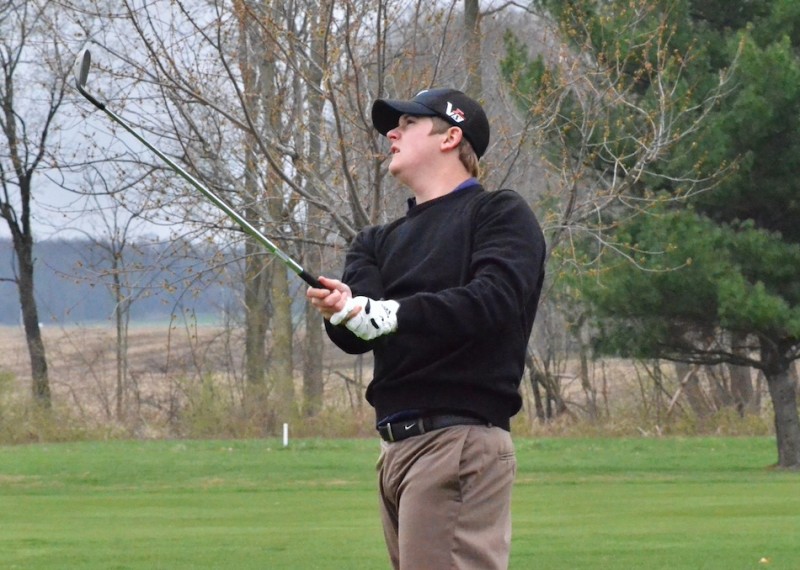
[0,324,774,439]
[2,324,216,377]
[1,323,236,389]
[0,323,375,437]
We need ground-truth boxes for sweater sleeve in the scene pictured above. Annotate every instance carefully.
[396,190,545,340]
[323,226,386,354]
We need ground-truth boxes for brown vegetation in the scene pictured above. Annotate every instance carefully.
[0,324,375,442]
[0,324,776,444]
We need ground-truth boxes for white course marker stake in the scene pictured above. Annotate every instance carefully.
[283,423,289,447]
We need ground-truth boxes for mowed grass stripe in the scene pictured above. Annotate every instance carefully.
[1,437,797,569]
[514,437,799,570]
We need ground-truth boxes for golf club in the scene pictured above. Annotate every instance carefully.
[74,48,324,289]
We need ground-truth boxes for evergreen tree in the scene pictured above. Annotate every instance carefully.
[506,0,800,467]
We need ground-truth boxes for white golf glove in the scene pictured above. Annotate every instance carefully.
[329,296,399,341]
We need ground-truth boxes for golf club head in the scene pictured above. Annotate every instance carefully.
[70,45,322,286]
[75,49,91,89]
[74,48,105,110]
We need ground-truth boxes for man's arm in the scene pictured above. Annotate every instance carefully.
[394,190,545,340]
[306,227,395,352]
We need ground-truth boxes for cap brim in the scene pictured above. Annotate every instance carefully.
[371,99,438,135]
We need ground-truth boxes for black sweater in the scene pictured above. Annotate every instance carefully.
[325,184,546,430]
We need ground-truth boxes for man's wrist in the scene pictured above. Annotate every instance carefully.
[345,297,399,341]
[329,297,358,326]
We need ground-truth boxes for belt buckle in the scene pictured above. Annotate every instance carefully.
[378,423,395,442]
[379,418,425,442]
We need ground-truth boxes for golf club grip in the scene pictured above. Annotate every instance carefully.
[299,270,325,289]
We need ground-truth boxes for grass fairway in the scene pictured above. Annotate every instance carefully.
[0,437,797,569]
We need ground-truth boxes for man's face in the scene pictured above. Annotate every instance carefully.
[386,115,441,180]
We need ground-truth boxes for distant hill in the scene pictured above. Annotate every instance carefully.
[0,238,239,326]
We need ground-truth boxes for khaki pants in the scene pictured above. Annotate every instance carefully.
[377,425,516,570]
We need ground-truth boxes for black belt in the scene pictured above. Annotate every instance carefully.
[377,414,487,443]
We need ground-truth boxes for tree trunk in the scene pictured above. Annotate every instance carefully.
[463,0,483,99]
[268,263,295,418]
[244,245,270,391]
[729,332,756,415]
[112,266,130,422]
[761,343,800,469]
[765,367,800,469]
[576,317,598,419]
[578,339,598,419]
[303,300,325,417]
[729,362,756,415]
[527,358,566,420]
[301,230,324,417]
[15,235,50,406]
[300,0,328,417]
[674,361,710,418]
[236,1,276,415]
[525,352,546,422]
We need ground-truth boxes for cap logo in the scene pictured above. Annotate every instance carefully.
[445,101,465,123]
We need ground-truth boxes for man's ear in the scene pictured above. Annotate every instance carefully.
[440,126,463,152]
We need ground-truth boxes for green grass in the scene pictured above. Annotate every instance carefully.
[0,437,797,569]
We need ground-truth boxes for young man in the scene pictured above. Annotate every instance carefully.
[306,88,546,569]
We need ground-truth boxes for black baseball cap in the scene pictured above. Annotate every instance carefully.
[371,88,490,159]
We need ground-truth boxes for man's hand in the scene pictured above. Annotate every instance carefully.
[341,296,399,340]
[306,277,399,341]
[306,277,357,322]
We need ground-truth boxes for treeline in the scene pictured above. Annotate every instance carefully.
[0,238,236,325]
[2,1,799,467]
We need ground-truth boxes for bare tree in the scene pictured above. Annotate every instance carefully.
[58,173,175,422]
[300,0,332,417]
[56,0,551,424]
[77,0,398,421]
[503,4,735,256]
[0,0,78,406]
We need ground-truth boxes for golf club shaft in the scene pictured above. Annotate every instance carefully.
[75,51,323,289]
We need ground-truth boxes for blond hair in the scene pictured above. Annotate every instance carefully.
[429,117,481,178]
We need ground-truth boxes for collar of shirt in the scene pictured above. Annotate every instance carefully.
[406,178,480,210]
[453,177,480,193]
